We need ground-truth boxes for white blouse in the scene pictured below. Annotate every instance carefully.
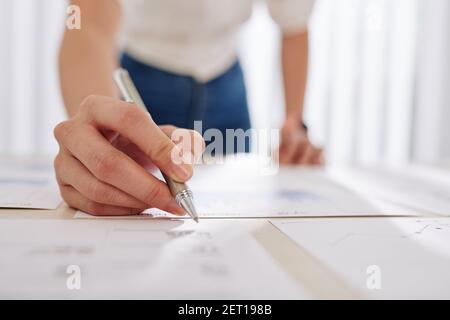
[119,0,315,82]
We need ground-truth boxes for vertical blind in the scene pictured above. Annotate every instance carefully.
[0,0,448,167]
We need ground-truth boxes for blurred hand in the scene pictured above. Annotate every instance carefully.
[54,95,204,216]
[278,118,323,166]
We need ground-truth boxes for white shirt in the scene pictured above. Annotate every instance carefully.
[120,0,315,82]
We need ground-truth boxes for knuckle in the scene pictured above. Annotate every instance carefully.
[150,139,174,162]
[92,150,120,181]
[59,186,70,202]
[89,182,110,203]
[79,94,98,112]
[119,106,146,132]
[160,125,177,137]
[142,185,165,205]
[53,153,64,173]
[53,121,74,143]
[86,201,104,216]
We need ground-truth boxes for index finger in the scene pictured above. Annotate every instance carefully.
[79,96,193,182]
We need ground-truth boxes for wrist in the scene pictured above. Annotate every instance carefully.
[283,116,307,132]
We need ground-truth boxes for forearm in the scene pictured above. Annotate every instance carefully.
[59,30,119,118]
[281,31,309,124]
[59,0,122,118]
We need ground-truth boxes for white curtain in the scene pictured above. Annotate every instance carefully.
[0,0,448,168]
[306,0,450,168]
[0,0,66,156]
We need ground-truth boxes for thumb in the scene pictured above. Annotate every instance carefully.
[147,127,194,183]
[160,126,205,165]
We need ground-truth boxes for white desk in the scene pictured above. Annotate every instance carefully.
[0,160,447,299]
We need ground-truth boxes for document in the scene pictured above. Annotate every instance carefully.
[0,158,61,210]
[0,219,308,299]
[188,167,384,217]
[0,175,61,210]
[76,162,398,219]
[270,218,450,299]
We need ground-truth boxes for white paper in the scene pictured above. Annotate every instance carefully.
[188,167,385,217]
[0,219,308,299]
[0,175,61,210]
[271,218,450,299]
[0,158,61,210]
[76,164,398,219]
[330,166,450,216]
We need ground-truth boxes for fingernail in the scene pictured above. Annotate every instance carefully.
[166,200,186,216]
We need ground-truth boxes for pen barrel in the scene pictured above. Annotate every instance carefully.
[114,68,197,218]
[161,173,192,201]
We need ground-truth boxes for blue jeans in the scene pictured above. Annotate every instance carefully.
[120,53,252,153]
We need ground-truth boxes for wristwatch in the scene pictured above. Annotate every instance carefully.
[302,122,308,133]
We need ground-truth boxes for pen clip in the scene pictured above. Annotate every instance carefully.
[113,69,146,109]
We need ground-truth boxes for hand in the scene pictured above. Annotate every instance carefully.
[278,119,323,166]
[54,95,205,216]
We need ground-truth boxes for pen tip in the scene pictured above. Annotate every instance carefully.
[179,197,199,223]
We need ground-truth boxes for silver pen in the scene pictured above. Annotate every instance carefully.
[113,68,199,223]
